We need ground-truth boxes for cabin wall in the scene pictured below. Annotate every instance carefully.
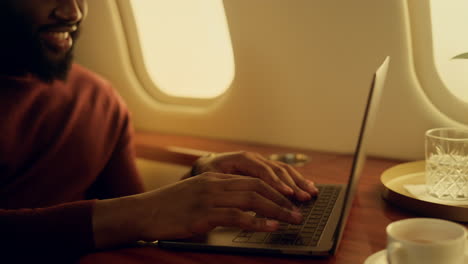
[75,0,465,162]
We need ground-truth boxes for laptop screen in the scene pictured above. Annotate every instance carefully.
[331,56,390,253]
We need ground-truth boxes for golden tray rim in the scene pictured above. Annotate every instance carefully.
[381,160,468,223]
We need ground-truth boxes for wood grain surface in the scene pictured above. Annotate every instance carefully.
[80,131,465,264]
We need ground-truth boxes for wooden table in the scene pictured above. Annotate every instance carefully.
[79,131,453,264]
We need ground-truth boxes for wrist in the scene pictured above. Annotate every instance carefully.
[92,195,142,249]
[190,153,216,177]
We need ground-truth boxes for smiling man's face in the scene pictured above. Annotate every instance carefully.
[0,0,88,82]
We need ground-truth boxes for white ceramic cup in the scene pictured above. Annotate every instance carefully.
[386,218,467,264]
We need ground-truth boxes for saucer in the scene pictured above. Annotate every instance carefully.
[364,250,386,264]
[364,248,468,264]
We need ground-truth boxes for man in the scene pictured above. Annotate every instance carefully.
[0,0,318,262]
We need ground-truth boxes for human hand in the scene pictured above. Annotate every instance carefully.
[190,151,318,201]
[93,173,304,248]
[137,173,303,240]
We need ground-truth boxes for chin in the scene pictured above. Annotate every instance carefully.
[32,46,74,83]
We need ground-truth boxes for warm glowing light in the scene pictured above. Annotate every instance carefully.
[129,0,235,99]
[430,0,468,102]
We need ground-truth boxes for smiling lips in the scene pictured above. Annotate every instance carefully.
[39,25,77,53]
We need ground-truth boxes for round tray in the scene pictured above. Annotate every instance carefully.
[381,160,468,223]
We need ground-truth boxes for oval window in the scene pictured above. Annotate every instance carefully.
[126,0,235,100]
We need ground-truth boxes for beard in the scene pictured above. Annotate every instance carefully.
[0,5,79,83]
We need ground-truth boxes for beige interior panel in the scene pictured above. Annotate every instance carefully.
[75,0,467,163]
[135,159,189,190]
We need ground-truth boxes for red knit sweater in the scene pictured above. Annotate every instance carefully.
[0,64,144,262]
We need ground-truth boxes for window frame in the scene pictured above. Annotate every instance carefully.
[407,0,468,124]
[115,0,235,106]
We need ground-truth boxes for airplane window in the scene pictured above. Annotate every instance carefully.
[430,0,468,102]
[126,0,235,100]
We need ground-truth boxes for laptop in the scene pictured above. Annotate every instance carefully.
[155,56,390,256]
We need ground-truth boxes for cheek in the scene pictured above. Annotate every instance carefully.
[79,0,89,19]
[20,4,55,29]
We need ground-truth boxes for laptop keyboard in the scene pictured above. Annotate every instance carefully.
[233,185,341,247]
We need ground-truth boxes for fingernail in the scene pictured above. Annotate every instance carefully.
[291,211,303,223]
[306,180,319,193]
[301,192,311,201]
[265,220,279,229]
[283,185,294,195]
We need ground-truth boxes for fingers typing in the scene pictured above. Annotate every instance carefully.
[221,177,295,210]
[212,191,302,224]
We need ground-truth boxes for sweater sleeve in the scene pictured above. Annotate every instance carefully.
[0,200,95,263]
[85,88,145,200]
[89,121,145,198]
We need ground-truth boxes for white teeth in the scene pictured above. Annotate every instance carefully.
[48,32,69,40]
